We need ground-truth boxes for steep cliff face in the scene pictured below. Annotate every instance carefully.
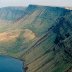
[21,13,72,72]
[0,5,72,72]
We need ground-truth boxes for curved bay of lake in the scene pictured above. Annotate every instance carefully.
[0,55,25,72]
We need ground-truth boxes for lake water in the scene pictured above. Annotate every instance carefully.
[0,55,24,72]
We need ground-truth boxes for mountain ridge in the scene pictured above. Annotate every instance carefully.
[0,5,72,72]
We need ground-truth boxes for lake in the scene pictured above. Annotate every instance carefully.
[0,55,25,72]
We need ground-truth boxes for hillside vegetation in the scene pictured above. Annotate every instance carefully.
[0,5,72,72]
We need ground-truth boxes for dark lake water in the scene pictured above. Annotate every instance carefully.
[0,55,24,72]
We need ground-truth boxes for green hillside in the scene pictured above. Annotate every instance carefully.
[0,5,72,72]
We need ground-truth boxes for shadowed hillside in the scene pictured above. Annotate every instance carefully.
[0,5,72,72]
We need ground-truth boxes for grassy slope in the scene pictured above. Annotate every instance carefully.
[0,5,72,72]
